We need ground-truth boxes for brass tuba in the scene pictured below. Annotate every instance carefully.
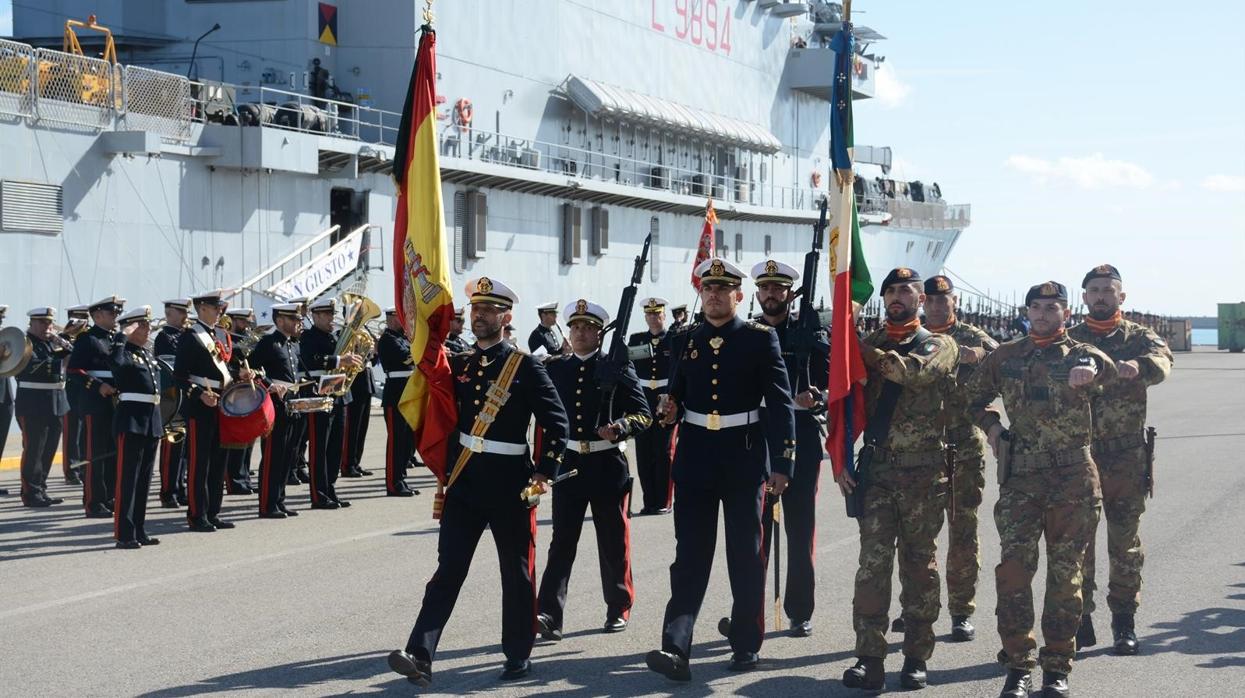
[327,292,380,397]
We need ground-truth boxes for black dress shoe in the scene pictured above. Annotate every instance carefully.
[341,469,364,478]
[727,652,759,671]
[334,499,352,508]
[227,487,255,496]
[138,536,160,546]
[115,539,142,550]
[842,656,885,691]
[85,504,112,518]
[718,616,732,638]
[160,496,179,509]
[295,469,310,484]
[790,619,813,637]
[900,656,928,689]
[103,501,114,512]
[286,476,301,486]
[279,506,299,517]
[637,507,654,516]
[259,511,288,519]
[645,649,691,682]
[499,658,531,681]
[187,520,217,533]
[45,496,65,505]
[1111,612,1139,655]
[387,649,431,687]
[891,616,906,633]
[311,501,340,510]
[387,489,416,497]
[536,613,562,641]
[64,475,82,485]
[1041,671,1070,697]
[23,498,53,508]
[999,668,1032,698]
[176,495,189,506]
[209,518,236,529]
[951,615,976,642]
[358,468,373,476]
[1076,614,1096,647]
[654,507,672,515]
[603,616,627,633]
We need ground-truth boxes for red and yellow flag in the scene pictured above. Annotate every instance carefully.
[691,198,718,291]
[393,26,456,484]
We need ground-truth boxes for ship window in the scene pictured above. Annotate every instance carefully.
[0,180,63,235]
[927,241,936,254]
[649,217,660,282]
[905,241,914,253]
[452,190,466,273]
[734,233,743,262]
[764,235,772,256]
[933,241,945,258]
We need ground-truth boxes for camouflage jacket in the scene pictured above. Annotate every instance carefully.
[1068,319,1172,439]
[861,327,960,457]
[929,320,999,460]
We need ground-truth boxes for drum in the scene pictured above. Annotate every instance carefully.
[218,381,276,448]
[285,396,334,415]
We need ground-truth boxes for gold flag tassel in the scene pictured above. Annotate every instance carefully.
[432,481,445,520]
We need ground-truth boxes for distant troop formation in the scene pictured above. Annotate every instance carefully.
[0,259,1170,698]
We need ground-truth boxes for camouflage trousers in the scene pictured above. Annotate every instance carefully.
[853,472,946,660]
[995,487,1101,675]
[945,457,986,617]
[1083,447,1147,615]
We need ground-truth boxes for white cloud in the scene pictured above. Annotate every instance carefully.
[1004,153,1154,189]
[1159,179,1183,191]
[873,63,910,109]
[1201,175,1245,193]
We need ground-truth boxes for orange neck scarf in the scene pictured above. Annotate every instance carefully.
[924,314,956,334]
[885,318,921,342]
[1086,310,1122,336]
[1030,327,1066,348]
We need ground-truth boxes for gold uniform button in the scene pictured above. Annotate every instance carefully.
[477,370,484,377]
[711,379,718,385]
[475,385,482,391]
[712,364,719,370]
[713,349,720,356]
[575,401,582,407]
[578,377,584,383]
[576,389,582,394]
[711,394,719,400]
[473,399,481,406]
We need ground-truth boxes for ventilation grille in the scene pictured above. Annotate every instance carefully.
[1,180,63,235]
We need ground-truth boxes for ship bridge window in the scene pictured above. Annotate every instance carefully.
[734,233,744,263]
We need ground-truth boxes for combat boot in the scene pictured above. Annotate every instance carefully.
[899,656,927,689]
[842,656,884,691]
[1041,671,1070,697]
[1075,613,1096,647]
[951,615,976,641]
[1111,612,1139,655]
[998,668,1032,698]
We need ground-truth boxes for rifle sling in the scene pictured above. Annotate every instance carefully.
[863,327,932,447]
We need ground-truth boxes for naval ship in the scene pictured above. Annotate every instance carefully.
[0,0,969,331]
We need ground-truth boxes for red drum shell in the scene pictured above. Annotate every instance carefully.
[218,382,276,448]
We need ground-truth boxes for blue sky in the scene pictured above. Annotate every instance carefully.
[3,1,1242,315]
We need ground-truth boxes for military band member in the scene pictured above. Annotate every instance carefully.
[528,301,569,356]
[155,299,190,507]
[835,267,959,692]
[377,308,416,496]
[0,305,11,497]
[966,281,1116,698]
[59,304,90,486]
[224,307,257,495]
[342,303,376,479]
[627,297,675,515]
[444,307,469,355]
[300,298,362,509]
[110,307,164,549]
[536,299,651,640]
[68,295,126,518]
[920,275,999,643]
[249,303,307,518]
[175,289,252,532]
[15,307,71,507]
[1069,264,1172,655]
[389,277,569,685]
[669,304,689,331]
[645,258,796,681]
[751,259,830,638]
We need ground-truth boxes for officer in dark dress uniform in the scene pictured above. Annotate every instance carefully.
[0,305,12,497]
[110,306,164,549]
[249,302,307,518]
[175,289,252,532]
[536,299,651,640]
[627,297,675,515]
[444,307,469,355]
[377,307,416,496]
[300,297,363,509]
[751,259,830,637]
[223,307,258,495]
[645,258,797,681]
[154,298,190,507]
[342,307,376,479]
[15,307,71,507]
[68,295,125,518]
[527,301,568,356]
[388,276,570,686]
[669,304,689,331]
[59,304,90,486]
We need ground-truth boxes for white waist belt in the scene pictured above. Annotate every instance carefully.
[188,375,222,389]
[86,370,113,378]
[119,393,160,404]
[569,438,627,455]
[459,432,527,456]
[19,381,65,390]
[684,408,760,431]
[760,397,810,412]
[644,378,668,389]
[306,370,327,377]
[386,370,413,379]
[269,379,296,389]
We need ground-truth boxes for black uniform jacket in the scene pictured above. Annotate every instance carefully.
[174,320,234,420]
[69,324,120,417]
[110,337,163,438]
[299,326,353,405]
[527,324,564,356]
[376,328,413,407]
[15,333,71,418]
[249,329,303,415]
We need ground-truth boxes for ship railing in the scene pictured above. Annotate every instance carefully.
[191,82,403,146]
[856,196,972,230]
[235,223,341,306]
[437,123,826,212]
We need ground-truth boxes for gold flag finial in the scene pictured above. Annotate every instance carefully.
[422,0,435,26]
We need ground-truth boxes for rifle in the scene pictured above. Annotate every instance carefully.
[944,441,957,523]
[594,233,653,424]
[1144,426,1156,498]
[789,198,829,401]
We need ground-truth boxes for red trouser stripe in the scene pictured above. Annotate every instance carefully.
[113,433,126,539]
[620,489,635,618]
[528,506,539,633]
[83,415,94,509]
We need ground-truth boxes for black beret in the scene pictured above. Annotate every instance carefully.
[878,267,922,297]
[1025,280,1068,306]
[1081,263,1122,289]
[924,275,954,296]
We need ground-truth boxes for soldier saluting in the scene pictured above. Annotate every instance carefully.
[966,281,1116,698]
[1068,264,1172,655]
[389,277,569,685]
[645,257,796,681]
[15,306,72,508]
[110,306,165,549]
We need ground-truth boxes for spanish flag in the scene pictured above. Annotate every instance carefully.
[394,26,456,485]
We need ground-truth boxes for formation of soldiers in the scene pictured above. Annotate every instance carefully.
[1,258,1171,698]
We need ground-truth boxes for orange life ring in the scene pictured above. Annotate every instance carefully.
[811,170,823,188]
[454,98,473,129]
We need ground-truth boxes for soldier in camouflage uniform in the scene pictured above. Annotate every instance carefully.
[836,267,959,692]
[920,275,998,643]
[1068,264,1172,656]
[967,281,1117,698]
